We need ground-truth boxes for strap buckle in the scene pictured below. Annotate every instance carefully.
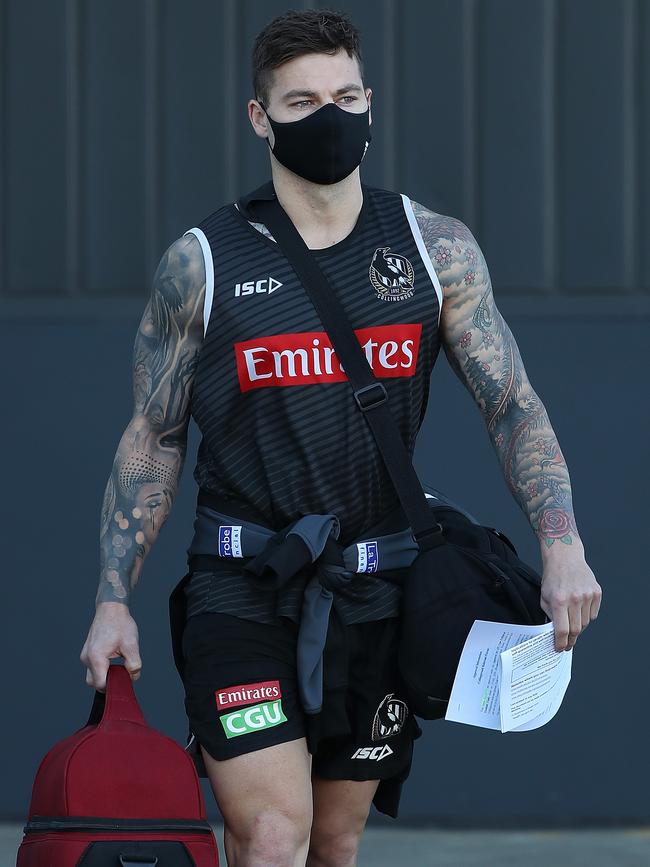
[413,522,444,544]
[353,382,388,412]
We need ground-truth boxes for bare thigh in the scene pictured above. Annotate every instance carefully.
[201,737,313,867]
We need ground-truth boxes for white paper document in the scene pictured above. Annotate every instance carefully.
[444,620,572,732]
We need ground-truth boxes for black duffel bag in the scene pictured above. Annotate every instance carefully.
[398,500,549,720]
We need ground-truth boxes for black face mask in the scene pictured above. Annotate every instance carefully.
[259,99,372,185]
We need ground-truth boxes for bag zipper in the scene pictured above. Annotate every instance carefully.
[23,816,213,834]
[458,546,542,589]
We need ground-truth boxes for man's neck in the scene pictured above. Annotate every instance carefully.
[270,164,363,250]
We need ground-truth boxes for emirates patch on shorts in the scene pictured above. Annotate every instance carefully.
[219,700,288,739]
[215,679,282,711]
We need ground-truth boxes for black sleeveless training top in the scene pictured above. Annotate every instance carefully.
[181,180,444,623]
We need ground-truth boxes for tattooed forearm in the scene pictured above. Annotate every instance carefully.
[411,200,582,552]
[96,234,205,606]
[490,397,581,550]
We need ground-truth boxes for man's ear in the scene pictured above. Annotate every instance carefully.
[248,98,269,139]
[366,88,373,124]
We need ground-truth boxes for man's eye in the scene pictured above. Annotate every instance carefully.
[339,95,357,103]
[292,100,312,108]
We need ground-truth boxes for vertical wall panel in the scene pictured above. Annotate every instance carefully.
[479,0,550,292]
[82,0,147,292]
[399,2,473,227]
[558,0,630,291]
[143,0,161,284]
[640,0,649,293]
[65,0,82,294]
[0,0,5,293]
[380,0,398,190]
[159,0,225,249]
[5,0,67,294]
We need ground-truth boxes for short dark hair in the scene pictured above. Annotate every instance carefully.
[252,8,364,106]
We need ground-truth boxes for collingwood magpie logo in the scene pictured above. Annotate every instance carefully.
[369,247,415,301]
[371,693,409,741]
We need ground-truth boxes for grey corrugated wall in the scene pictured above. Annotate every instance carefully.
[1,0,647,825]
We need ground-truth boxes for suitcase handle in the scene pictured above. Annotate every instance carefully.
[119,854,158,865]
[84,661,147,728]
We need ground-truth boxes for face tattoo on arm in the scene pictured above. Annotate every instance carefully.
[96,234,205,605]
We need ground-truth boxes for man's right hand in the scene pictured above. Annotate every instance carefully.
[80,602,142,692]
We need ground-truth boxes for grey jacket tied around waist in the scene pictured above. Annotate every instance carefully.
[186,504,423,714]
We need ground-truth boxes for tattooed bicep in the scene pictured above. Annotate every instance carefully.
[410,200,489,339]
[411,200,532,415]
[132,233,206,425]
[436,227,499,349]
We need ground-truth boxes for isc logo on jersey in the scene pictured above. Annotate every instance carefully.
[234,277,283,297]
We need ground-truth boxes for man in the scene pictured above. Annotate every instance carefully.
[80,8,602,867]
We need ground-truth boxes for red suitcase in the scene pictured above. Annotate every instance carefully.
[16,660,219,866]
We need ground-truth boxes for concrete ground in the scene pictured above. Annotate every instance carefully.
[4,822,649,866]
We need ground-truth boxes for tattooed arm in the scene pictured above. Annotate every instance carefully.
[411,200,602,650]
[96,233,205,606]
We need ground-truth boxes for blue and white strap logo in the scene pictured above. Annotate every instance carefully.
[218,525,243,558]
[356,540,379,573]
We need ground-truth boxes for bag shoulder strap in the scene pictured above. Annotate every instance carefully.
[250,192,444,549]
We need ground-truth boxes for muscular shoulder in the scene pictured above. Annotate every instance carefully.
[409,199,484,302]
[132,232,207,423]
[145,232,206,336]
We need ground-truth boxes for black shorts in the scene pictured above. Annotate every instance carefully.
[180,610,423,819]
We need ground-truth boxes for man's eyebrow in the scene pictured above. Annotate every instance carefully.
[281,83,363,100]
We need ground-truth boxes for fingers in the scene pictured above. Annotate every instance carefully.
[83,648,142,689]
[566,598,582,650]
[552,605,571,652]
[84,654,109,692]
[551,585,602,651]
[552,598,583,651]
[83,655,141,691]
[590,584,603,620]
[121,643,143,681]
[81,607,143,690]
[581,598,592,633]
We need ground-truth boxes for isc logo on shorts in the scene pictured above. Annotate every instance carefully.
[220,700,288,739]
[351,744,394,761]
[356,540,379,573]
[218,525,242,557]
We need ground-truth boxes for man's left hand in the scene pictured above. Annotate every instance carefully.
[539,549,602,652]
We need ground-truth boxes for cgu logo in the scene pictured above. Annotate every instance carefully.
[234,277,283,297]
[234,323,421,392]
[220,700,288,739]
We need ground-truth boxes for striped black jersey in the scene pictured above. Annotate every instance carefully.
[182,180,444,622]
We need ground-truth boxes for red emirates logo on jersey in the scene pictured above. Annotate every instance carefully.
[234,323,421,392]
